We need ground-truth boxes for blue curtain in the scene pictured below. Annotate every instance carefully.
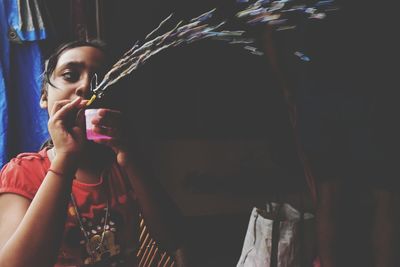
[0,0,49,168]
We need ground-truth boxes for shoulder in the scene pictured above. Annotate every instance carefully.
[2,149,49,173]
[0,149,50,200]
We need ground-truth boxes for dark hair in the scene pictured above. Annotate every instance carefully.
[41,39,108,99]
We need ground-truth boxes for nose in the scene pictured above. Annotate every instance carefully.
[75,75,91,98]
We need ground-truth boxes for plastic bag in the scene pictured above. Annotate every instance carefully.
[237,202,315,267]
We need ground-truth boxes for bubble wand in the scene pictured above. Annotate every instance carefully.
[86,0,338,106]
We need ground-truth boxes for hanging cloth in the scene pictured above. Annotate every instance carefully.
[0,0,49,167]
[7,0,47,42]
[0,2,11,167]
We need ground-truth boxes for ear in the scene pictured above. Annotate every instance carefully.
[40,93,48,109]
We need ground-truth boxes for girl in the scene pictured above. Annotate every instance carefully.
[0,40,185,267]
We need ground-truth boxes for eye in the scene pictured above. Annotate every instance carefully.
[61,71,80,82]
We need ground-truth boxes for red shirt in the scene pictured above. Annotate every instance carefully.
[0,148,140,266]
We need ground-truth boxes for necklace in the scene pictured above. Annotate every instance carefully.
[50,148,113,264]
[70,192,110,264]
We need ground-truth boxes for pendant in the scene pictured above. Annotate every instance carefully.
[83,230,120,265]
[85,234,104,263]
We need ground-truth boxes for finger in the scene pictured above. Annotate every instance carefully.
[50,100,71,117]
[74,100,89,121]
[79,100,89,107]
[92,109,123,128]
[92,124,120,138]
[53,97,83,121]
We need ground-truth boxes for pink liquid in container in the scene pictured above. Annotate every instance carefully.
[85,109,112,141]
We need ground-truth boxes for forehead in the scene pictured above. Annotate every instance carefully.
[56,46,105,69]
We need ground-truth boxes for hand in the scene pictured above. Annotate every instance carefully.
[89,108,133,165]
[48,97,88,157]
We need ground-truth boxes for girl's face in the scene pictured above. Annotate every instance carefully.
[40,46,106,113]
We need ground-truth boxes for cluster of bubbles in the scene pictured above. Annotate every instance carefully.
[88,0,338,102]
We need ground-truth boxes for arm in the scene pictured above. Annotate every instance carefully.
[0,158,75,267]
[120,152,185,252]
[90,109,186,255]
[0,98,86,267]
[0,194,30,252]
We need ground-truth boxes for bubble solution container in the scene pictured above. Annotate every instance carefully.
[85,109,112,141]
